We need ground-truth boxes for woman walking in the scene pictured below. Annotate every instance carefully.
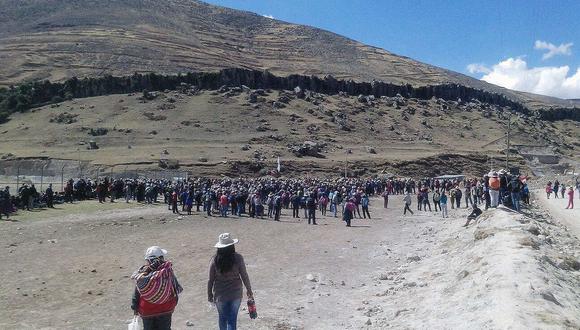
[208,233,254,330]
[131,246,183,330]
[343,198,356,227]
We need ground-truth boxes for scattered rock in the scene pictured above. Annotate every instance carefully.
[540,290,562,306]
[457,270,469,279]
[50,112,78,124]
[143,112,167,121]
[527,224,540,236]
[186,320,195,327]
[407,256,421,262]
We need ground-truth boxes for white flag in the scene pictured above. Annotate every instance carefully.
[277,157,281,172]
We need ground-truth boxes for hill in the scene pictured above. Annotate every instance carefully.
[0,84,578,179]
[0,0,578,111]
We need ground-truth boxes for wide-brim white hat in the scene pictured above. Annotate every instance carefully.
[144,246,167,260]
[215,233,239,248]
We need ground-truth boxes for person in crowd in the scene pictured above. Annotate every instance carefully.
[45,184,54,208]
[450,188,456,209]
[185,190,193,215]
[219,192,229,217]
[0,186,11,220]
[463,204,483,227]
[489,172,500,207]
[545,182,552,199]
[432,189,441,212]
[306,193,317,225]
[171,189,179,214]
[291,192,300,219]
[208,233,254,330]
[464,186,472,208]
[421,188,432,212]
[566,186,574,209]
[553,180,560,199]
[382,189,389,208]
[416,190,422,211]
[131,246,182,330]
[403,192,414,215]
[507,176,522,212]
[333,190,341,217]
[273,193,282,221]
[454,186,462,209]
[319,193,328,216]
[361,194,371,219]
[343,198,356,227]
[440,191,448,218]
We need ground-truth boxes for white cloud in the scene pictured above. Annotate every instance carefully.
[478,57,580,99]
[534,40,573,60]
[262,14,274,19]
[467,63,491,74]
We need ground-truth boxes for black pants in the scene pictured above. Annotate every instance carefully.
[308,208,316,224]
[434,201,440,212]
[142,314,172,330]
[274,207,281,221]
[404,204,413,215]
[362,206,371,219]
[292,206,300,218]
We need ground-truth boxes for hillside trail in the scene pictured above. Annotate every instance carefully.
[534,189,580,238]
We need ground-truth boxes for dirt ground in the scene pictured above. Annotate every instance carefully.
[0,197,445,329]
[1,194,578,329]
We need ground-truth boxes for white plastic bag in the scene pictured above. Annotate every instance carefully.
[128,316,140,330]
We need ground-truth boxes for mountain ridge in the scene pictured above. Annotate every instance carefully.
[0,0,578,111]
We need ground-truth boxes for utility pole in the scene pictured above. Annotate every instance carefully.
[344,149,352,179]
[506,112,511,170]
[77,147,82,178]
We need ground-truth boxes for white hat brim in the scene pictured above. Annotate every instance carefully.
[144,248,168,260]
[214,238,238,248]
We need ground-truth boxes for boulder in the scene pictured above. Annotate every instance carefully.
[289,141,326,158]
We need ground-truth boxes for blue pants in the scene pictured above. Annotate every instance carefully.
[511,192,521,212]
[216,299,241,330]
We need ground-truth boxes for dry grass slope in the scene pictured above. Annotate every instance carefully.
[0,0,577,110]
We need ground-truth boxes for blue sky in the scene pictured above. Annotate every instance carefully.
[205,0,580,99]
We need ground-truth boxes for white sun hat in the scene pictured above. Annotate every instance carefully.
[215,233,239,248]
[144,246,167,260]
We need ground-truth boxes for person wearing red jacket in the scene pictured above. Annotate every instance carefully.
[131,246,182,330]
[566,187,574,209]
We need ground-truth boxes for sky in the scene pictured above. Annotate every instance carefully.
[205,0,580,99]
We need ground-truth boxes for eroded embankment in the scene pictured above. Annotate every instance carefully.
[368,206,580,329]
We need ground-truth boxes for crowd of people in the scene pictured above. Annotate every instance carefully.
[545,178,578,209]
[4,169,571,225]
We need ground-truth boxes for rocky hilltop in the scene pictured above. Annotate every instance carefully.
[0,0,578,112]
